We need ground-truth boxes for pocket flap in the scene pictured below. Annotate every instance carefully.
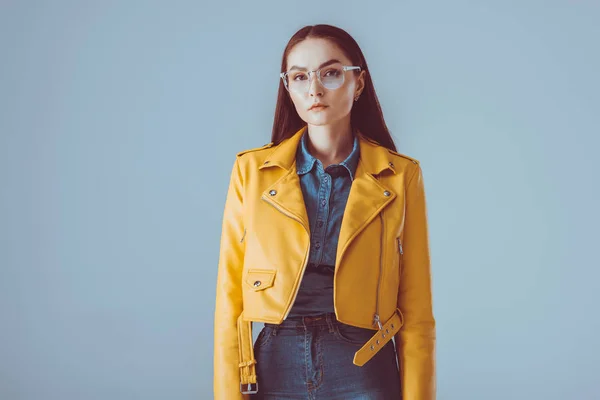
[244,269,276,291]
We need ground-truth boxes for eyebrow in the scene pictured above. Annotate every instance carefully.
[288,58,342,72]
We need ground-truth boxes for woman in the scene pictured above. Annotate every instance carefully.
[214,24,436,400]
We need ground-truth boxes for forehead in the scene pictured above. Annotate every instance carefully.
[286,38,351,69]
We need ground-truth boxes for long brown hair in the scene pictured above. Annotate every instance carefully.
[270,24,397,152]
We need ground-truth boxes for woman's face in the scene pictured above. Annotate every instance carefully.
[284,38,365,127]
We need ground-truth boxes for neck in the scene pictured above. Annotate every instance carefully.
[305,119,354,167]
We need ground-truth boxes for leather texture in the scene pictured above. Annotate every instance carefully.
[214,125,436,400]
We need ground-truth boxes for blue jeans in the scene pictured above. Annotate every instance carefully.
[250,312,402,400]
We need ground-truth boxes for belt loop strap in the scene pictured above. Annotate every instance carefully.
[352,308,404,367]
[326,313,335,333]
[237,312,258,394]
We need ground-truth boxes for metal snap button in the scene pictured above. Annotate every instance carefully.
[269,190,277,196]
[388,161,394,167]
[383,190,390,197]
[253,280,261,287]
[376,339,380,344]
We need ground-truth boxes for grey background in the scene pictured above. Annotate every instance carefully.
[1,1,599,399]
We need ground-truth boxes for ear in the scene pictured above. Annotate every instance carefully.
[356,70,366,96]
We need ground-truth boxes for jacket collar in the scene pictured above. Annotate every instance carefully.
[259,125,397,176]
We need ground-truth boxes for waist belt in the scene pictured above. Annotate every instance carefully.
[236,308,404,394]
[237,311,258,394]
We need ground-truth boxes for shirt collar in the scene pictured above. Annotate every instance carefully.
[295,130,361,181]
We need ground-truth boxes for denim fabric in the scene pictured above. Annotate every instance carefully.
[250,313,402,399]
[286,131,360,317]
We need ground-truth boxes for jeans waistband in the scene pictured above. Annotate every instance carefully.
[264,312,338,329]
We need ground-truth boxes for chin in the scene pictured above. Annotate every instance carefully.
[302,113,334,126]
[307,118,331,126]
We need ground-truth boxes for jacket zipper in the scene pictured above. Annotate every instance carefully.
[373,211,384,330]
[260,196,311,321]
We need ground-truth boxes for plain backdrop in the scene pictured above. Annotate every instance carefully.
[1,1,599,399]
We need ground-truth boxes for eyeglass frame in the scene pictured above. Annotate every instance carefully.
[279,64,362,93]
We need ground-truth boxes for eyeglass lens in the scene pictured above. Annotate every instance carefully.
[284,63,346,93]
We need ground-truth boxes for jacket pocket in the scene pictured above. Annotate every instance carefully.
[244,269,276,291]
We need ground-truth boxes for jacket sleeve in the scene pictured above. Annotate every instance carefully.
[395,162,437,400]
[213,156,248,400]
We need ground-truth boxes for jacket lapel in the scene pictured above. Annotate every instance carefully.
[259,126,311,233]
[335,133,397,267]
[260,167,310,233]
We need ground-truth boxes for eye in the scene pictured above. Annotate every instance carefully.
[292,73,307,81]
[323,68,341,77]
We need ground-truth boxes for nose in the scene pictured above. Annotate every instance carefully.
[307,72,324,97]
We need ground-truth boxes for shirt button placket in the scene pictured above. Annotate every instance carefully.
[314,172,330,262]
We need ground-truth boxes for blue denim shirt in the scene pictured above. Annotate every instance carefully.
[286,130,360,317]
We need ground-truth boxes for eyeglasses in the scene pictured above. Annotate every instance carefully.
[280,62,362,94]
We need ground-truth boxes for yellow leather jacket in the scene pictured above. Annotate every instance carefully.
[214,125,436,400]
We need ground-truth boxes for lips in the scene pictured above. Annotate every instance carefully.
[309,104,328,111]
